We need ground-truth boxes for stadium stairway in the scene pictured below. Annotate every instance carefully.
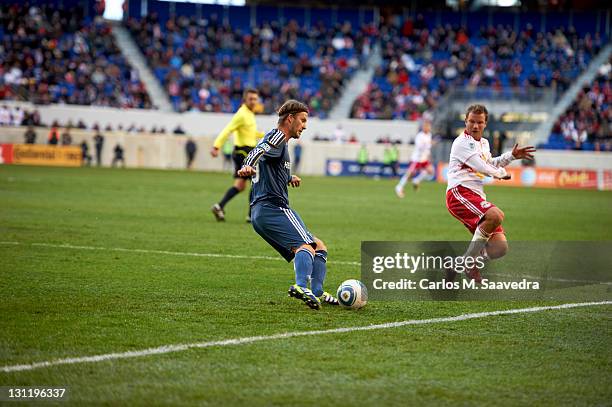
[328,44,382,119]
[534,42,612,144]
[111,23,174,112]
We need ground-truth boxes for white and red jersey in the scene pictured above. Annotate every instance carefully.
[447,131,510,198]
[411,131,432,162]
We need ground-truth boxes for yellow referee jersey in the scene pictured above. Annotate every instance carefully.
[213,104,263,149]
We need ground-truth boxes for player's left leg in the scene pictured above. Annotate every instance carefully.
[309,237,339,305]
[485,232,508,260]
[309,237,327,297]
[288,244,321,310]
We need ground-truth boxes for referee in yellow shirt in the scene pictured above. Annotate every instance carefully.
[211,88,263,222]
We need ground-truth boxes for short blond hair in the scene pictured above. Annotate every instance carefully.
[465,104,489,121]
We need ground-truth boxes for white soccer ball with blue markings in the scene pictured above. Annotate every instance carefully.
[336,279,368,309]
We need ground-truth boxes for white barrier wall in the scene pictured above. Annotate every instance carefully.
[0,126,413,173]
[2,126,612,174]
[2,101,419,144]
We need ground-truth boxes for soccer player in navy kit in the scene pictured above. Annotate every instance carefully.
[238,100,338,310]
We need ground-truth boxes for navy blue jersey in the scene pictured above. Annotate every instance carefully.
[243,128,292,208]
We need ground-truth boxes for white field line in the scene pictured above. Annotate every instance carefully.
[1,241,609,285]
[1,301,610,373]
[0,241,361,266]
[485,272,612,286]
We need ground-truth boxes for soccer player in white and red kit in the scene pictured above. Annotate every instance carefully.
[446,104,535,281]
[395,121,434,198]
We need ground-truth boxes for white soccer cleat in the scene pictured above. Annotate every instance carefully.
[394,185,405,198]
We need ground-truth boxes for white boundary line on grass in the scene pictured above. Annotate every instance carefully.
[0,241,361,266]
[1,241,610,285]
[1,301,610,373]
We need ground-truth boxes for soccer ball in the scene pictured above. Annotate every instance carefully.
[336,279,368,309]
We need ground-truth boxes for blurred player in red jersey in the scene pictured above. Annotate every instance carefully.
[395,120,434,197]
[446,104,535,282]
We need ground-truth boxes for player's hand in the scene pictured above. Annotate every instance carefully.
[210,147,219,157]
[238,165,255,177]
[289,175,301,188]
[512,144,536,160]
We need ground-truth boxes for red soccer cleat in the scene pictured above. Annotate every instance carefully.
[466,267,483,283]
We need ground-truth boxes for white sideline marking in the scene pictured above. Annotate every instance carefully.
[0,241,360,266]
[1,301,610,373]
[2,241,609,285]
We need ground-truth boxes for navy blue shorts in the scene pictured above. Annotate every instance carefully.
[251,202,315,262]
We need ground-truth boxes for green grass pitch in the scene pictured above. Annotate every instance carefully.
[1,165,611,405]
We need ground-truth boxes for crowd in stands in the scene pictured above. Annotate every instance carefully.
[1,3,611,155]
[0,4,153,109]
[126,13,375,117]
[544,60,611,151]
[351,15,604,120]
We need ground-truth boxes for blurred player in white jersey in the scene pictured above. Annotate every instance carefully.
[446,104,535,282]
[395,121,434,198]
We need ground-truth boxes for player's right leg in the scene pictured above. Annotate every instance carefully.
[462,207,507,282]
[250,203,321,310]
[309,237,339,305]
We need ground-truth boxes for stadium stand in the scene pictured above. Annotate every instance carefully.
[0,3,153,109]
[126,11,376,117]
[1,1,609,152]
[350,14,605,120]
[541,58,611,151]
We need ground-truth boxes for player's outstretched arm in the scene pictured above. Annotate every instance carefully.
[490,144,536,167]
[489,151,514,167]
[465,154,511,180]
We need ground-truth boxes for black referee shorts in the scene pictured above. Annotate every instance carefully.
[233,146,254,179]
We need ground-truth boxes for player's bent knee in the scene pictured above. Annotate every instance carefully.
[487,239,508,259]
[314,238,327,252]
[485,207,504,226]
[295,244,315,256]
